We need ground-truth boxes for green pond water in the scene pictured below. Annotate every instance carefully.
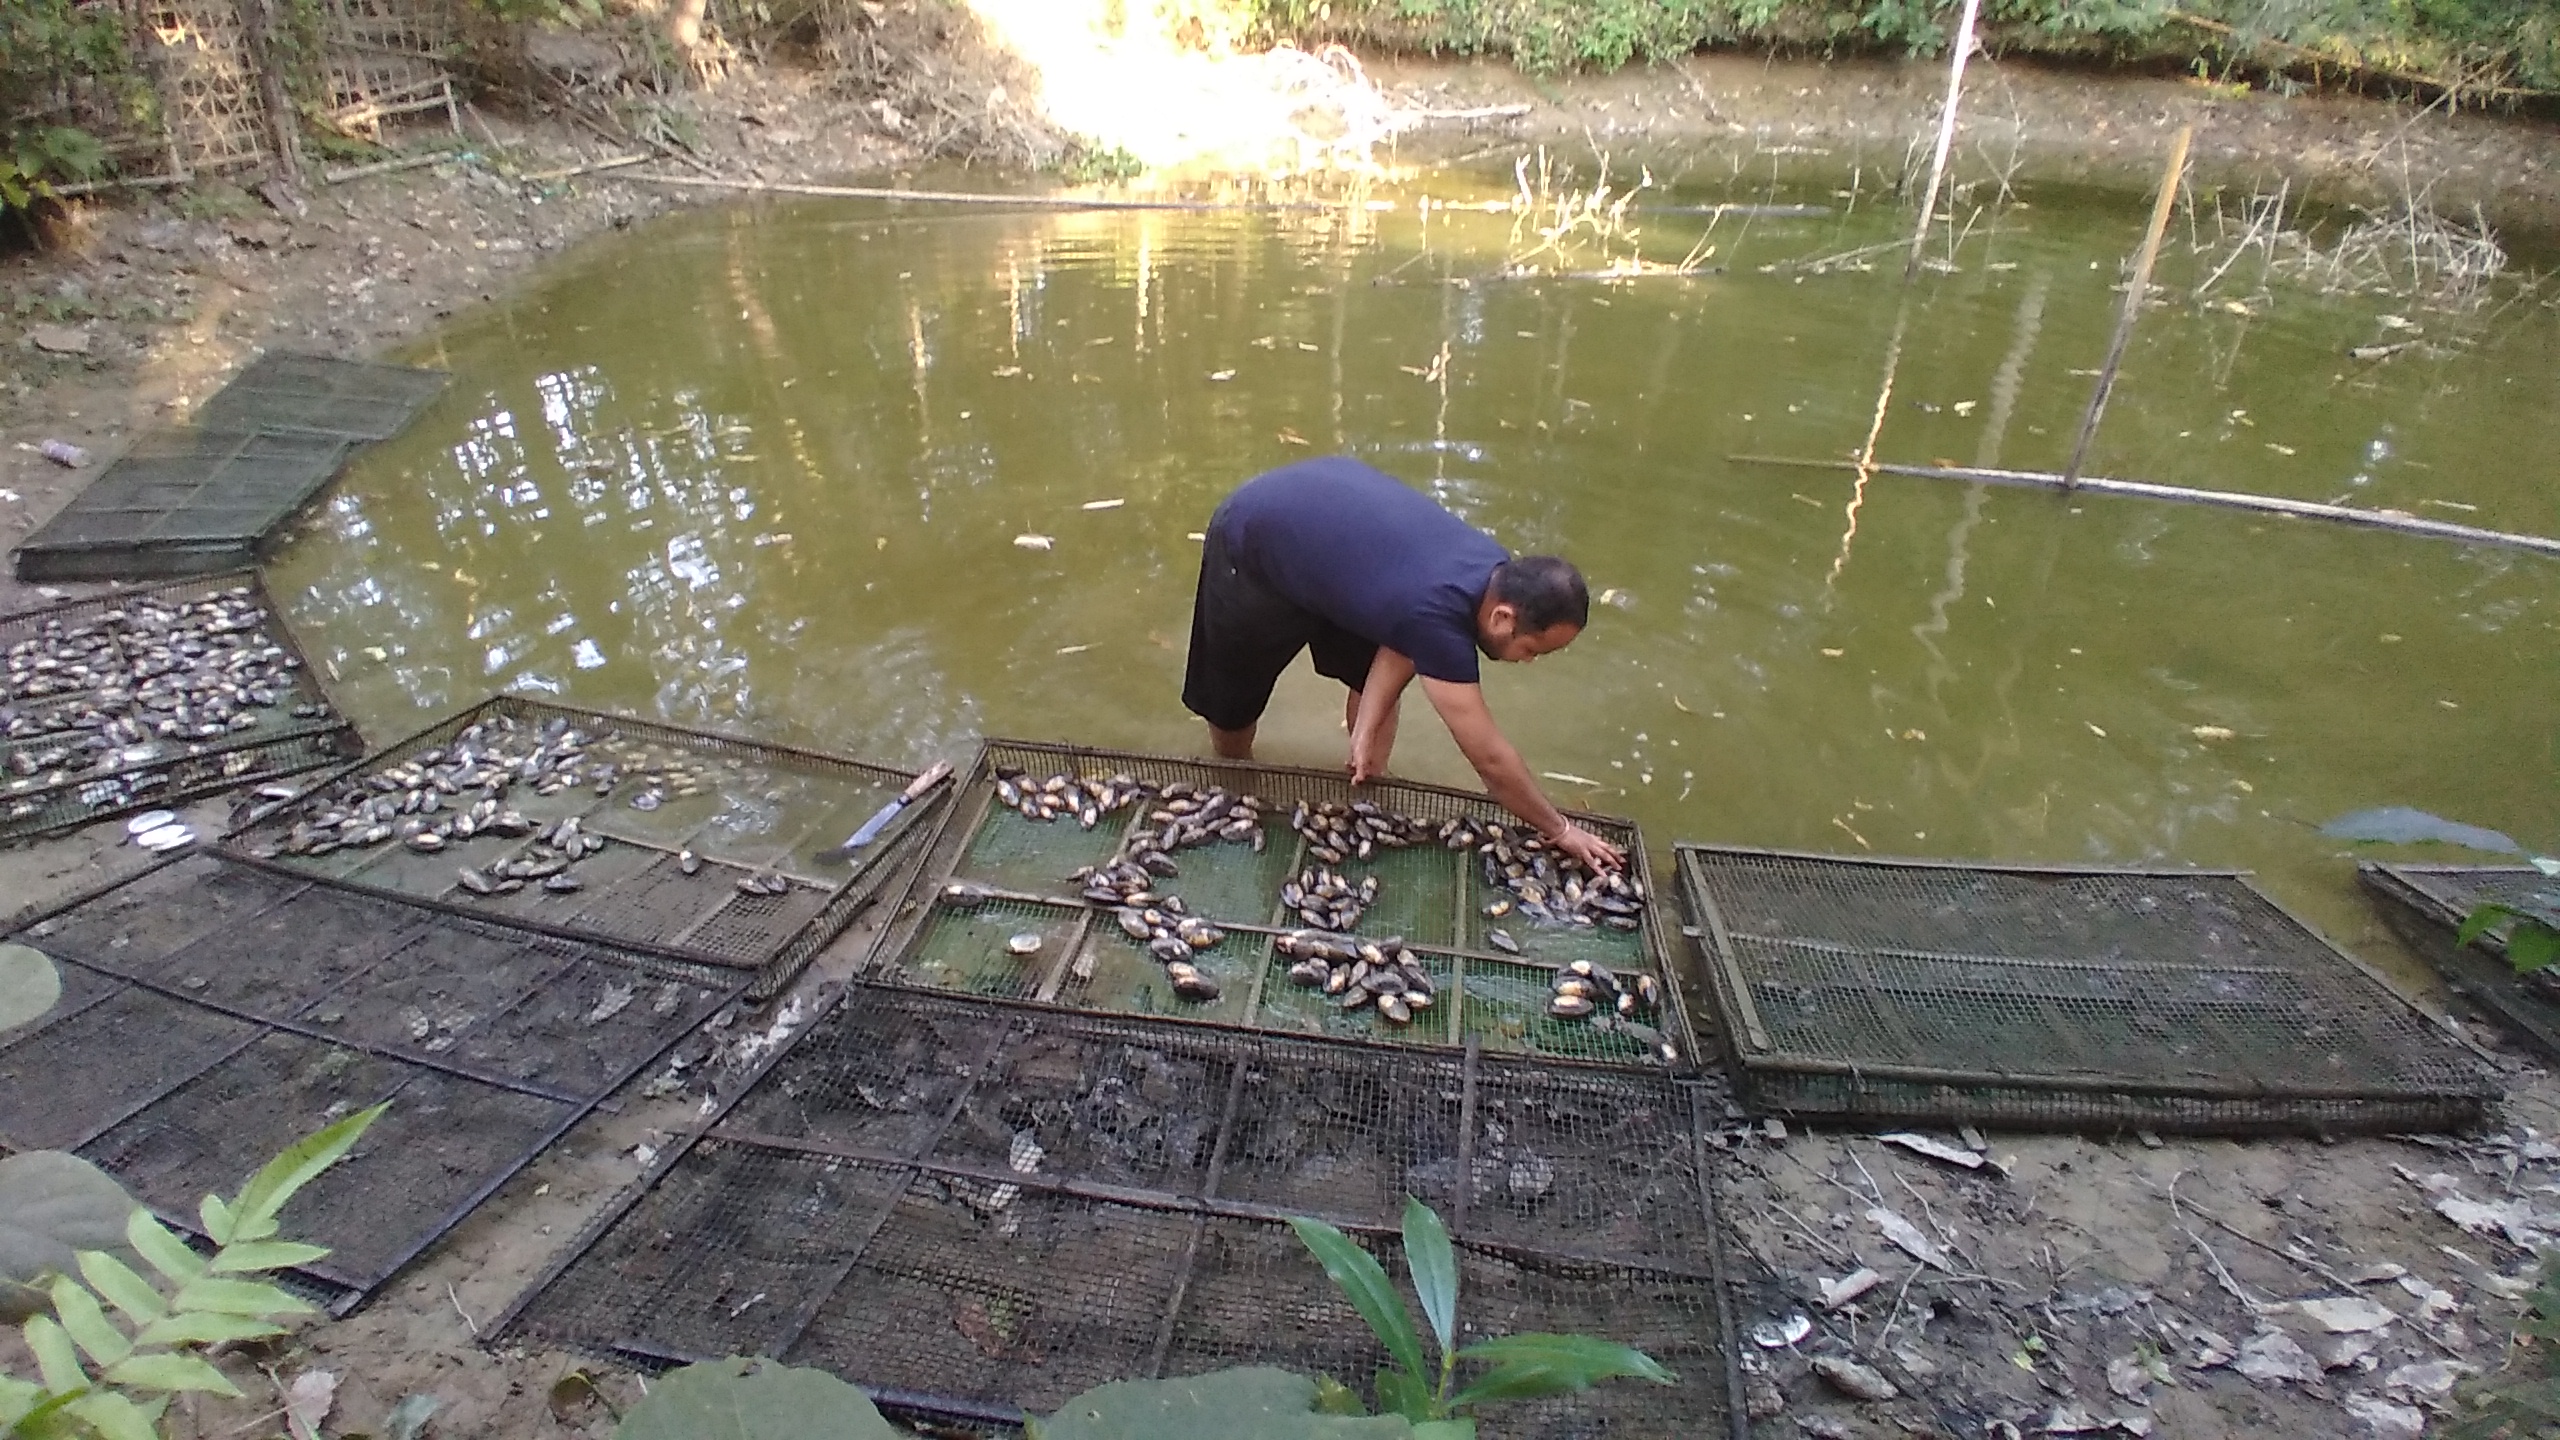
[265,159,2560,971]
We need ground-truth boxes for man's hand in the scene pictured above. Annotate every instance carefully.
[1550,822,1625,873]
[1348,722,1393,784]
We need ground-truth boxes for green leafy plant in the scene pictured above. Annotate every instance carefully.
[2459,888,2560,975]
[613,1355,900,1440]
[2444,1253,2560,1439]
[1286,1197,1674,1435]
[0,1104,386,1440]
[1,127,108,213]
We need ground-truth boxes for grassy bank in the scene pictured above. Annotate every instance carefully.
[1250,0,2560,101]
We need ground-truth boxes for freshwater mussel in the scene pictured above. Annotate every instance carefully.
[995,768,1147,829]
[2,586,330,802]
[1545,960,1676,1062]
[1441,816,1646,932]
[1278,929,1436,1027]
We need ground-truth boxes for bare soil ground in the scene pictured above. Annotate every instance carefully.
[3,46,2558,1440]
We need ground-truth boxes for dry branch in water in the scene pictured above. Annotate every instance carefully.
[2187,180,2507,310]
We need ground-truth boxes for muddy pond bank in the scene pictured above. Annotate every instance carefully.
[0,44,2557,1440]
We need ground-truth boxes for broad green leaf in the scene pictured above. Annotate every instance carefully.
[103,1350,243,1398]
[2458,903,2518,947]
[228,1104,386,1244]
[76,1252,166,1326]
[1288,1217,1429,1389]
[200,1194,236,1247]
[1030,1366,1415,1440]
[169,1274,314,1319]
[2513,924,2560,976]
[124,1213,205,1286]
[615,1356,901,1440]
[1309,1375,1366,1416]
[66,1389,161,1440]
[1373,1366,1433,1423]
[24,1313,88,1393]
[208,1239,331,1274]
[1411,1422,1477,1440]
[1399,1197,1458,1363]
[0,942,61,1032]
[48,1276,131,1369]
[1449,1334,1676,1408]
[131,1310,286,1349]
[2,1153,143,1324]
[0,1374,45,1426]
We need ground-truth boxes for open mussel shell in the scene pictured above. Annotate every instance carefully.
[1006,932,1044,957]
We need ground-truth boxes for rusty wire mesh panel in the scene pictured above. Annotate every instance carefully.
[2360,861,2560,1062]
[220,694,946,997]
[1680,844,2495,1134]
[0,853,745,1312]
[496,984,1744,1436]
[1,571,360,842]
[14,430,353,582]
[866,739,1695,1071]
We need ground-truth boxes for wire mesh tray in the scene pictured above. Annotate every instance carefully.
[2360,862,2560,1062]
[13,428,356,582]
[193,351,450,442]
[1,853,746,1314]
[2,571,361,844]
[1677,844,2495,1135]
[218,695,950,997]
[866,739,1695,1071]
[492,984,1746,1438]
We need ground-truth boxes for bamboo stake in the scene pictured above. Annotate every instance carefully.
[2063,125,2193,488]
[1728,454,2560,559]
[1904,0,1984,282]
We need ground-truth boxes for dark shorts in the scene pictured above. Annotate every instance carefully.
[1182,527,1377,731]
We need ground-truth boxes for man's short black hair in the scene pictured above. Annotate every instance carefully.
[1490,555,1589,633]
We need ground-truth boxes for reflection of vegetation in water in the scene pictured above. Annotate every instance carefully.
[1254,0,2560,95]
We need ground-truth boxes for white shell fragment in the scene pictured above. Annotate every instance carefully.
[136,822,195,851]
[1748,1314,1812,1349]
[1820,1268,1884,1310]
[126,809,177,836]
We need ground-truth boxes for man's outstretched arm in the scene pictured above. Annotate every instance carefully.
[1348,647,1417,783]
[1420,676,1624,871]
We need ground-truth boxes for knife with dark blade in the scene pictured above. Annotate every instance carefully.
[816,760,952,864]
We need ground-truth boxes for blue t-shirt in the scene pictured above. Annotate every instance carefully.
[1211,457,1508,684]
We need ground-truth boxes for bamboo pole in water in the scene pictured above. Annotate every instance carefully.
[1727,454,2560,559]
[1904,0,1984,282]
[2062,126,2193,488]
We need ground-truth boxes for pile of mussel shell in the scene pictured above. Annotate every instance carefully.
[1278,930,1437,1027]
[1444,817,1645,932]
[3,587,331,805]
[251,712,588,861]
[1064,856,1229,1001]
[455,815,604,896]
[996,769,1146,829]
[1280,864,1377,931]
[1136,782,1267,854]
[1546,959,1679,1063]
[1290,799,1428,863]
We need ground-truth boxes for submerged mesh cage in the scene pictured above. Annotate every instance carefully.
[0,571,360,843]
[865,739,1697,1072]
[496,984,1747,1437]
[2360,862,2560,1063]
[1678,845,2493,1134]
[1,854,746,1313]
[219,695,949,997]
[192,352,449,442]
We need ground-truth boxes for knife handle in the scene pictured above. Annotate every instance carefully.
[902,760,954,802]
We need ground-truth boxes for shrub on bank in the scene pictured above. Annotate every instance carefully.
[1250,0,2560,99]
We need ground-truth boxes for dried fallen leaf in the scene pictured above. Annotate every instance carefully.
[284,1369,338,1440]
[1868,1207,1954,1271]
